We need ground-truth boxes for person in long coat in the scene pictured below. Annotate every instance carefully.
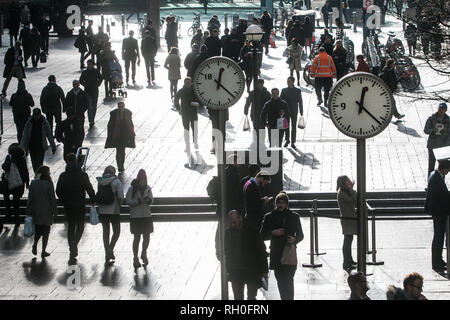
[286,38,303,86]
[27,165,56,258]
[141,26,158,85]
[164,47,181,100]
[105,101,135,173]
[29,27,41,68]
[2,41,26,98]
[332,40,348,80]
[10,80,34,142]
[336,175,357,272]
[74,27,90,70]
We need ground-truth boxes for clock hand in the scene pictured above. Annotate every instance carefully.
[216,67,224,90]
[357,87,369,114]
[356,101,382,125]
[214,79,236,99]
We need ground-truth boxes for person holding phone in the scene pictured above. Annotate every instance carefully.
[336,175,358,272]
[260,192,303,300]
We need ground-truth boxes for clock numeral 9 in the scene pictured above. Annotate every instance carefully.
[204,74,213,80]
[340,103,346,110]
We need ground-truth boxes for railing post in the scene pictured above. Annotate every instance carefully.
[0,14,3,48]
[329,12,333,32]
[0,96,3,144]
[367,208,384,266]
[121,14,125,36]
[446,217,450,277]
[312,199,326,256]
[366,212,372,254]
[352,11,357,32]
[224,13,228,29]
[302,203,322,268]
[316,7,320,27]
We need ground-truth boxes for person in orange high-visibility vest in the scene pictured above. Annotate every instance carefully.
[310,47,336,108]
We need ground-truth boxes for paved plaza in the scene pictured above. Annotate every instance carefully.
[0,5,449,300]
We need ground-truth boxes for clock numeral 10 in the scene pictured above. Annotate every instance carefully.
[204,74,213,80]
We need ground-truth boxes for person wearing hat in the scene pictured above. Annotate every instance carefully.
[125,169,154,269]
[80,59,103,129]
[260,192,304,300]
[141,22,158,86]
[424,102,450,176]
[310,46,336,108]
[40,75,65,136]
[19,108,56,173]
[425,159,450,272]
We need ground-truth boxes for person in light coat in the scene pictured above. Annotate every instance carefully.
[336,175,358,272]
[286,38,303,86]
[96,165,124,265]
[126,169,154,269]
[27,165,56,258]
[164,47,181,100]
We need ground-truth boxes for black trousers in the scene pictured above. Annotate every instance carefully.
[3,185,25,219]
[314,77,333,104]
[31,53,39,68]
[29,148,45,173]
[343,234,354,268]
[284,114,298,143]
[66,207,85,258]
[41,35,49,53]
[80,51,90,67]
[144,56,155,82]
[14,115,28,143]
[116,146,126,171]
[45,112,61,135]
[428,148,436,177]
[432,215,447,268]
[274,265,296,300]
[230,272,259,300]
[268,128,284,147]
[124,57,137,83]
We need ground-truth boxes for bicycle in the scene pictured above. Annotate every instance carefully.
[188,12,203,37]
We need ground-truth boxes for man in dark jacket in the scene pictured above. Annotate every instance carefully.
[2,41,26,98]
[229,28,241,62]
[165,16,178,52]
[205,29,222,57]
[19,108,56,173]
[244,79,271,132]
[261,88,290,147]
[280,77,303,149]
[122,30,140,85]
[64,80,89,124]
[174,77,199,164]
[55,108,85,160]
[239,164,261,212]
[243,171,272,231]
[79,60,103,129]
[424,103,450,176]
[261,11,274,55]
[141,25,158,85]
[188,45,209,78]
[74,27,90,70]
[321,0,332,29]
[19,24,31,67]
[220,28,232,58]
[184,44,199,74]
[7,4,21,48]
[56,153,95,265]
[40,75,65,134]
[10,80,34,142]
[425,160,450,272]
[225,210,268,300]
[38,15,52,55]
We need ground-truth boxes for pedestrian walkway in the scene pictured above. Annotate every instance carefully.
[0,10,445,198]
[1,218,450,300]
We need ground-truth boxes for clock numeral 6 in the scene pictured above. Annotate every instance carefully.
[204,74,213,80]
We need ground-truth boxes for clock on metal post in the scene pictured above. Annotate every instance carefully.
[192,56,245,300]
[328,72,393,274]
[192,56,246,109]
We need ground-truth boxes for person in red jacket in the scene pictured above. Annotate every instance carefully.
[310,47,336,108]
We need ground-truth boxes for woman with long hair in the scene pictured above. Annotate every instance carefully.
[332,40,348,80]
[336,175,357,272]
[27,165,56,258]
[126,169,154,269]
[164,47,181,101]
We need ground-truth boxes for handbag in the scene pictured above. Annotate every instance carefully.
[281,244,298,266]
[24,217,35,237]
[7,162,23,190]
[286,56,293,65]
[298,115,306,129]
[89,206,99,225]
[243,116,250,131]
[277,117,289,129]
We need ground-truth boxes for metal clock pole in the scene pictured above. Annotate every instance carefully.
[356,138,367,275]
[218,109,228,300]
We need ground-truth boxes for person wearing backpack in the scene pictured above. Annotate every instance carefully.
[96,165,124,265]
[1,143,30,224]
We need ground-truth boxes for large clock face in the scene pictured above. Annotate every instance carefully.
[328,72,395,139]
[192,57,246,110]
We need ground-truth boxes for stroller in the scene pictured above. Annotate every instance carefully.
[108,61,127,98]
